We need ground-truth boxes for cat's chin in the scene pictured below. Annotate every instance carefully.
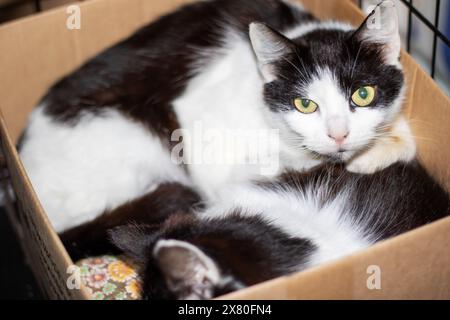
[330,153,353,162]
[315,150,356,163]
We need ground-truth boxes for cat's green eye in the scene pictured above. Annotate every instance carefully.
[294,98,319,114]
[351,86,376,107]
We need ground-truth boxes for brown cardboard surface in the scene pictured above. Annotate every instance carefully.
[409,66,450,191]
[0,0,449,300]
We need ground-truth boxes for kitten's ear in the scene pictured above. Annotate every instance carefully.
[249,22,295,82]
[354,0,401,65]
[153,239,221,300]
[109,224,153,262]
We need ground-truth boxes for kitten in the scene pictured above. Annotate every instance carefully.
[61,161,449,300]
[19,0,415,232]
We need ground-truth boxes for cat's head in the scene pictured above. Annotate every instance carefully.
[250,1,405,162]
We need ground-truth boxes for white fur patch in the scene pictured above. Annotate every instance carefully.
[347,115,416,174]
[20,106,189,232]
[284,21,354,39]
[173,32,284,200]
[201,183,372,268]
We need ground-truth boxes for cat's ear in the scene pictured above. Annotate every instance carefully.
[354,0,401,65]
[109,224,154,262]
[249,22,295,82]
[153,239,221,300]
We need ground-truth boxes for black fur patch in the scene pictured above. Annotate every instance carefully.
[60,183,203,261]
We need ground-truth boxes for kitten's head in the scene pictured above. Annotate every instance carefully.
[250,1,405,161]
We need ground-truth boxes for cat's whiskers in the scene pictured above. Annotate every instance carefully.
[374,128,438,144]
[283,55,308,82]
[350,44,362,79]
[275,72,290,81]
[408,135,438,143]
[294,49,311,81]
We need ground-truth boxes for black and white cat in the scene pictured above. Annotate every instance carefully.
[19,0,415,232]
[61,161,450,300]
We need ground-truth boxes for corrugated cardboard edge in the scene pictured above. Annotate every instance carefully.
[0,109,91,299]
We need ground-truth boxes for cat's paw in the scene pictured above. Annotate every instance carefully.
[345,146,411,174]
[346,116,416,174]
[346,155,381,174]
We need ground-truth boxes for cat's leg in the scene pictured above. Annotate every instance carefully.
[59,182,202,262]
[346,115,416,174]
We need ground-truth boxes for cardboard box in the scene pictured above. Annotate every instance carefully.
[0,0,76,23]
[0,0,449,300]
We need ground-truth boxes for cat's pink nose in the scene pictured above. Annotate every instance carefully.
[328,132,349,145]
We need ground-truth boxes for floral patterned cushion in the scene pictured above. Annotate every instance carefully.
[76,255,142,300]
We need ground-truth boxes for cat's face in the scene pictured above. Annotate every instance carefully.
[250,2,404,161]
